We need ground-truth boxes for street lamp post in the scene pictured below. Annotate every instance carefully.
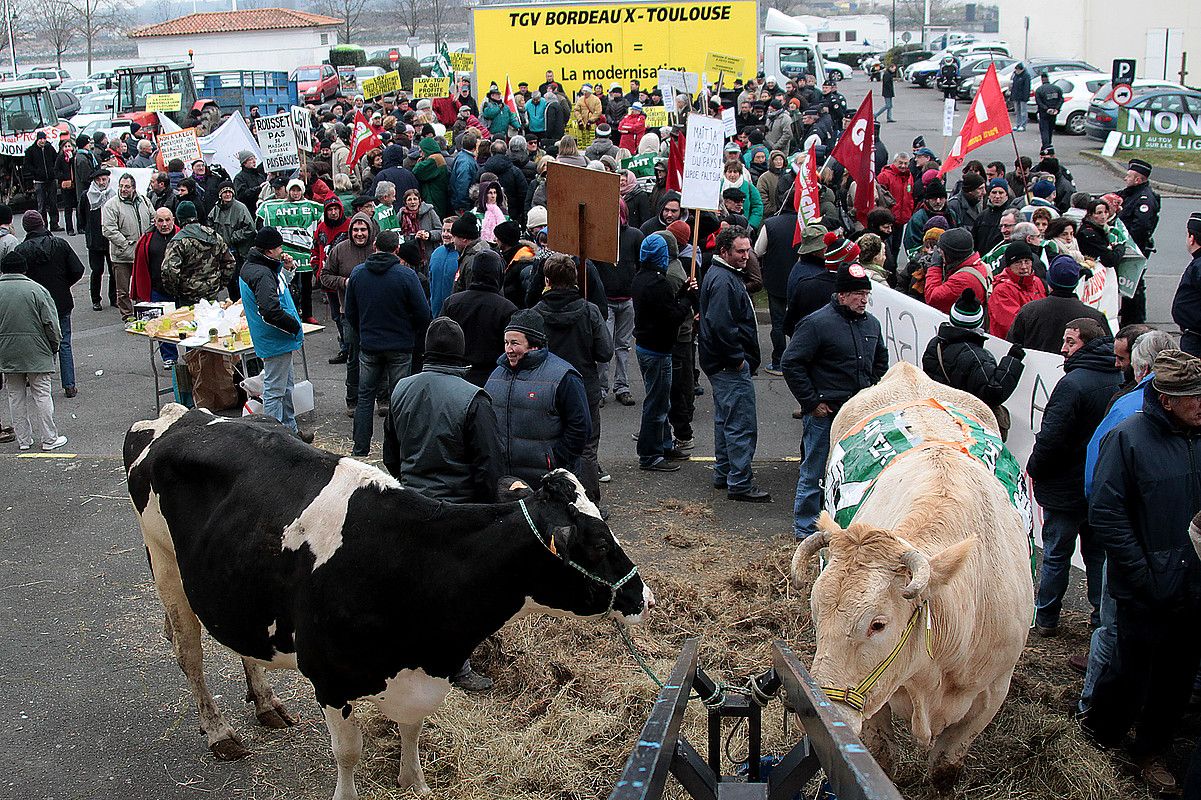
[3,0,17,77]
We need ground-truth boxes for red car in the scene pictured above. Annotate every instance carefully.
[290,64,338,103]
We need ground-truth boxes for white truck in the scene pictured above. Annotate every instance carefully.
[760,8,831,85]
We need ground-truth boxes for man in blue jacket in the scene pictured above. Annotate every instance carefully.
[344,230,432,456]
[782,262,888,539]
[239,227,311,442]
[700,226,770,503]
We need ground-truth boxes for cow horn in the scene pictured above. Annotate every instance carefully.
[790,530,830,588]
[900,549,931,599]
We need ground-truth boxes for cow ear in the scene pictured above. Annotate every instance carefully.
[498,477,533,502]
[927,538,975,592]
[550,525,573,556]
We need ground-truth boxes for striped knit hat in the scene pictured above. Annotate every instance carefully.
[823,231,860,270]
[949,289,984,329]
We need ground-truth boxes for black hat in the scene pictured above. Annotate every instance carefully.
[397,240,422,267]
[255,227,284,250]
[962,172,985,192]
[0,249,27,273]
[1128,158,1152,178]
[1188,212,1201,238]
[494,219,521,246]
[424,317,467,364]
[1003,241,1035,268]
[722,187,746,201]
[350,195,375,210]
[269,175,288,188]
[938,227,975,263]
[91,168,111,181]
[505,308,547,346]
[76,134,90,148]
[912,135,926,149]
[450,214,479,239]
[833,262,872,293]
[924,179,947,199]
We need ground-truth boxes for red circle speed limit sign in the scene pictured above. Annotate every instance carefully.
[1112,84,1134,106]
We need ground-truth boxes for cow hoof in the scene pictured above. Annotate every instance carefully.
[929,762,962,794]
[210,736,251,761]
[257,707,297,729]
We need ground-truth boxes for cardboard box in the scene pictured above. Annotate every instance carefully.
[134,301,176,320]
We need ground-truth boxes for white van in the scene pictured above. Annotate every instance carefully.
[760,9,828,87]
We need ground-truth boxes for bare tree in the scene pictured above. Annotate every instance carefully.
[153,0,177,23]
[397,0,419,38]
[426,0,449,48]
[311,0,371,43]
[29,0,77,69]
[66,0,119,75]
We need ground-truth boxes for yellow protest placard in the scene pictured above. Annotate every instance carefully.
[146,93,182,112]
[704,52,746,76]
[412,77,450,99]
[643,106,668,128]
[361,70,402,99]
[448,52,474,72]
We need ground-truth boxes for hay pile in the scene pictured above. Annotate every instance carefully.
[335,497,1144,800]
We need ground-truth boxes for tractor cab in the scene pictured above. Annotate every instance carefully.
[0,79,61,137]
[113,62,220,135]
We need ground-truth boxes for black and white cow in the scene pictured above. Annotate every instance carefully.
[124,404,652,799]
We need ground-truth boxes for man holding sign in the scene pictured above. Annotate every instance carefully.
[256,178,322,323]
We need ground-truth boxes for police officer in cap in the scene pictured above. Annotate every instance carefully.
[1171,213,1201,357]
[1118,158,1161,324]
[820,78,847,129]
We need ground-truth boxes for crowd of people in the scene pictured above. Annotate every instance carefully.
[3,69,1201,786]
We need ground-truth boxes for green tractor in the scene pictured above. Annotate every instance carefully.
[113,61,221,135]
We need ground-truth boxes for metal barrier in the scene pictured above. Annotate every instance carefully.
[609,639,902,800]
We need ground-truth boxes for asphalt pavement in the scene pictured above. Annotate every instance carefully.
[0,73,1183,798]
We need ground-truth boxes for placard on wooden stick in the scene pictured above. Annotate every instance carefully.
[546,161,620,267]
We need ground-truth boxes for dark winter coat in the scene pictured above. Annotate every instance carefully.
[17,229,86,315]
[631,265,692,357]
[922,323,1024,407]
[698,256,760,376]
[1005,288,1111,353]
[441,250,518,387]
[482,154,529,226]
[343,252,432,353]
[1090,383,1201,608]
[533,287,614,403]
[782,299,888,413]
[598,225,644,300]
[783,254,834,335]
[758,211,798,299]
[1027,336,1123,510]
[1174,251,1201,357]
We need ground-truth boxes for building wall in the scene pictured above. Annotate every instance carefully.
[135,27,340,72]
[993,0,1200,81]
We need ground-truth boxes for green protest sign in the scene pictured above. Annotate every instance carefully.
[1116,107,1201,152]
[621,152,658,178]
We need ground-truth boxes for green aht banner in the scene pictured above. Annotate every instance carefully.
[1116,107,1201,151]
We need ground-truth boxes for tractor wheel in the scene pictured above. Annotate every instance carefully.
[196,103,221,136]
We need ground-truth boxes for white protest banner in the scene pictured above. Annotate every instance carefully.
[0,127,59,157]
[290,106,315,153]
[108,167,154,196]
[199,111,262,178]
[680,113,725,211]
[721,106,737,138]
[254,113,300,172]
[656,69,699,96]
[866,284,1074,560]
[157,128,202,165]
[942,97,956,137]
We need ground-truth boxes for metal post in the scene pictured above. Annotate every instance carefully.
[3,0,16,77]
[891,0,896,51]
[1180,52,1189,86]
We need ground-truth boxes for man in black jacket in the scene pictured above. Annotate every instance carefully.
[783,262,888,539]
[922,288,1024,438]
[482,141,529,227]
[24,132,61,231]
[1117,158,1160,325]
[534,254,613,499]
[17,210,85,397]
[631,234,693,472]
[753,205,798,373]
[442,250,518,387]
[1007,254,1110,352]
[1034,71,1064,149]
[1027,318,1122,636]
[1172,214,1201,357]
[1085,350,1201,794]
[598,210,643,406]
[700,227,767,501]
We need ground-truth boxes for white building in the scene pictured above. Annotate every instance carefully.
[992,0,1200,81]
[128,8,342,73]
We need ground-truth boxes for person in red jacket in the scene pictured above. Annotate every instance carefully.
[876,151,915,227]
[924,227,990,315]
[313,197,351,362]
[618,103,647,153]
[989,241,1046,339]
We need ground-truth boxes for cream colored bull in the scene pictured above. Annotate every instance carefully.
[791,362,1033,790]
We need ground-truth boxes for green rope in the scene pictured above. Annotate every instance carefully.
[614,619,666,689]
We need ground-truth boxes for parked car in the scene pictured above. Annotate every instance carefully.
[1016,72,1109,135]
[79,117,134,142]
[1085,86,1201,140]
[88,70,116,88]
[289,64,339,103]
[50,89,81,120]
[907,42,1011,85]
[968,58,1099,99]
[825,61,853,82]
[18,67,70,88]
[954,55,1018,98]
[70,91,117,131]
[355,66,385,84]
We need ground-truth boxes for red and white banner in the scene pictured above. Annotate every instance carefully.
[793,142,822,245]
[503,76,519,115]
[347,109,381,170]
[828,93,875,226]
[940,63,1012,176]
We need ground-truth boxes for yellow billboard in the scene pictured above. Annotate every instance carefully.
[472,1,758,96]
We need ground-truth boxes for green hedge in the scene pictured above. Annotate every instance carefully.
[330,46,366,68]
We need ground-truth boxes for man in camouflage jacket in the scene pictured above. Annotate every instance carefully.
[160,200,235,306]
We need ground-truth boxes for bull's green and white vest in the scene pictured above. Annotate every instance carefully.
[824,399,1035,579]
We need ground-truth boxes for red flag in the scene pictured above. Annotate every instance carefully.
[504,76,519,115]
[665,130,685,192]
[940,63,1012,177]
[793,142,822,245]
[347,109,381,170]
[827,93,875,226]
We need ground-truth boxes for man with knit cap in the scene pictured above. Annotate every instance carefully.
[159,200,235,307]
[1007,254,1110,353]
[239,227,311,442]
[902,178,951,253]
[783,230,855,336]
[631,234,695,473]
[783,261,887,538]
[947,172,985,230]
[700,226,769,502]
[450,213,490,291]
[1085,351,1201,794]
[1172,213,1201,357]
[485,309,591,489]
[17,209,84,398]
[924,227,989,315]
[922,289,1025,438]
